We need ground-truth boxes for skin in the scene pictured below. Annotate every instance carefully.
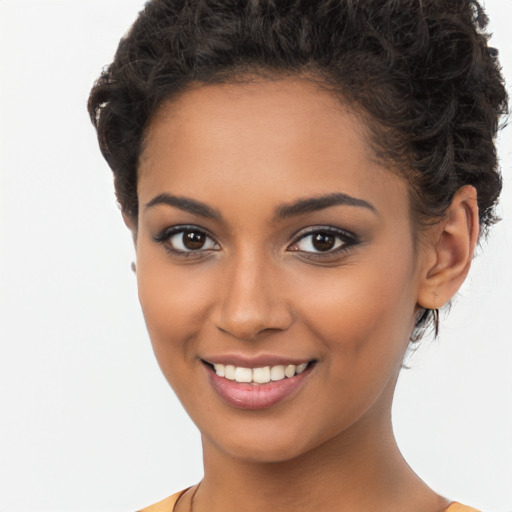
[130,78,479,512]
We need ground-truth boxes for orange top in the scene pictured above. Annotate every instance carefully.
[138,489,481,512]
[446,504,481,512]
[138,489,186,512]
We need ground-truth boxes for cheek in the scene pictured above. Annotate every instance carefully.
[294,250,418,367]
[286,257,418,432]
[135,249,214,368]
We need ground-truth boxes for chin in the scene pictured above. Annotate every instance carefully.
[212,434,314,464]
[200,413,345,466]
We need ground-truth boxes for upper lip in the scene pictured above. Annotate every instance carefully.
[201,354,315,368]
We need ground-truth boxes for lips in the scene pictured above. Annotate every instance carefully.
[202,358,315,410]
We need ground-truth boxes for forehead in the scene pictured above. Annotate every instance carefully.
[142,78,370,170]
[139,78,410,223]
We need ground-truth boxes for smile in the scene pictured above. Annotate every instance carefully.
[203,359,316,410]
[212,362,309,384]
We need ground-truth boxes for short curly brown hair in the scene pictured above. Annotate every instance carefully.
[88,0,508,335]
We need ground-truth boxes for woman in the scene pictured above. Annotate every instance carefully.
[88,1,508,511]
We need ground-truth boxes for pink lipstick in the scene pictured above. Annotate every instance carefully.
[204,360,314,410]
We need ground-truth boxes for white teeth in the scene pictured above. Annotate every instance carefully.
[284,365,296,378]
[296,363,307,374]
[212,362,309,383]
[235,367,253,383]
[224,365,236,380]
[213,364,225,377]
[270,365,285,381]
[252,366,271,384]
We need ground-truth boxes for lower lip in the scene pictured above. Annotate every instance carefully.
[206,365,313,410]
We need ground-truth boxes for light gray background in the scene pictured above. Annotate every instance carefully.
[0,1,511,511]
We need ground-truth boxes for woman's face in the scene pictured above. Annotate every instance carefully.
[135,79,430,462]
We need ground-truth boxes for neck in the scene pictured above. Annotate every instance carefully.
[192,400,446,512]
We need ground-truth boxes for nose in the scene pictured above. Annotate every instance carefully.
[213,252,293,341]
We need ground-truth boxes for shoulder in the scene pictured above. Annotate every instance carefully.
[137,494,482,512]
[137,489,188,512]
[445,503,482,512]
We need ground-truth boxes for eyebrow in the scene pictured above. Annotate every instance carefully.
[144,191,376,221]
[274,192,377,220]
[144,193,222,220]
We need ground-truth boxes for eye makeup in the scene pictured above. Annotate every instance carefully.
[287,226,360,261]
[152,224,220,259]
[152,222,361,264]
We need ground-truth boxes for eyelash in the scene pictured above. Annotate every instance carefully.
[153,225,359,260]
[152,225,220,258]
[287,227,359,260]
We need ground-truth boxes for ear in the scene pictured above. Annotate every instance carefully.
[417,185,480,310]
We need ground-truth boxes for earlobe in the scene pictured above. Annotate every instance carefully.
[417,185,480,310]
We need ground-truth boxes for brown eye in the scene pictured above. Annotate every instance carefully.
[312,232,336,251]
[288,228,356,256]
[157,227,220,253]
[183,231,206,250]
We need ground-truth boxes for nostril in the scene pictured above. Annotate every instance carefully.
[213,273,294,340]
[215,323,266,342]
[215,313,294,342]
